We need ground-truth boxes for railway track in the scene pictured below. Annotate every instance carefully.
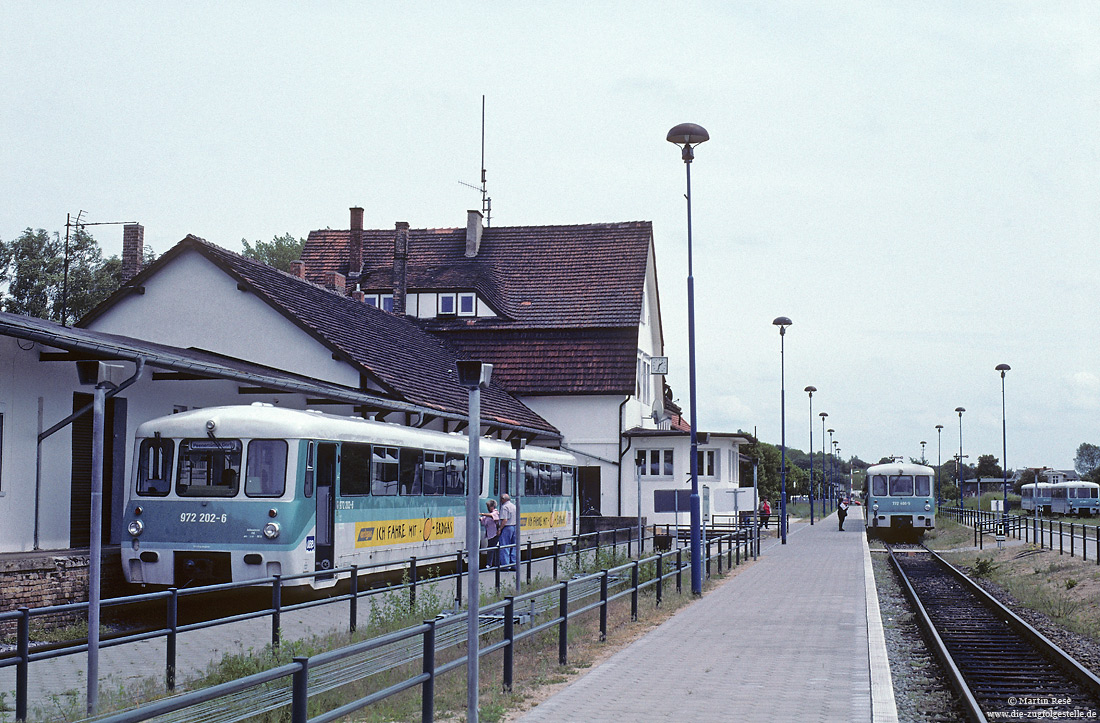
[887,544,1100,722]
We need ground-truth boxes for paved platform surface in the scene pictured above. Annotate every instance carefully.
[518,506,895,723]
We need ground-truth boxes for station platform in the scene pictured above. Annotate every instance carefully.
[517,506,897,723]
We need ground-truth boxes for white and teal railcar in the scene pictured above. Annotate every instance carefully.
[1051,481,1100,517]
[865,462,936,539]
[1020,482,1054,514]
[122,404,576,588]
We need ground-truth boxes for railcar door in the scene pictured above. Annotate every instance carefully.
[315,443,337,571]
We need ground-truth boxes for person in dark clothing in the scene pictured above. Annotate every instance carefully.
[838,498,850,531]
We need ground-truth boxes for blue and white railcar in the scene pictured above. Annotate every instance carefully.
[122,404,576,588]
[1020,482,1054,514]
[1051,482,1100,517]
[865,462,936,539]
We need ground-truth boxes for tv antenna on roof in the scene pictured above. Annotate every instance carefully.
[458,95,492,226]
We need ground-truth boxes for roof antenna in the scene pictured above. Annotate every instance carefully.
[458,95,492,226]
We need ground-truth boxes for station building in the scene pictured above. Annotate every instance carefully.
[0,208,751,609]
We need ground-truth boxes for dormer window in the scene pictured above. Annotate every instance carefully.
[363,294,394,312]
[438,293,456,315]
[458,293,476,316]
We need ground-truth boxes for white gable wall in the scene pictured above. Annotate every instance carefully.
[84,250,361,389]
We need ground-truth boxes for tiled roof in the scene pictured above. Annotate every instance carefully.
[437,328,639,395]
[301,222,653,328]
[80,237,557,435]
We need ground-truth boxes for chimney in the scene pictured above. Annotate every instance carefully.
[349,206,364,276]
[465,210,483,257]
[393,221,409,315]
[289,260,306,279]
[121,223,144,283]
[323,271,346,295]
[352,290,365,303]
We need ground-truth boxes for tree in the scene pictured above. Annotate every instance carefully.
[0,226,148,325]
[241,233,304,272]
[975,454,1002,479]
[1074,443,1100,480]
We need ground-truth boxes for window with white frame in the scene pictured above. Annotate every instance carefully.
[697,450,719,478]
[458,292,476,316]
[380,294,394,312]
[636,449,673,477]
[636,353,652,406]
[438,293,456,315]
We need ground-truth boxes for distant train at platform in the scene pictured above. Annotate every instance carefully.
[121,404,576,588]
[1020,482,1054,514]
[864,462,936,540]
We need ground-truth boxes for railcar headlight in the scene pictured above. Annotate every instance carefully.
[924,502,931,511]
[263,522,281,539]
[872,502,879,512]
[127,519,144,537]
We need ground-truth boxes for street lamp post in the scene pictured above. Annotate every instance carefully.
[920,441,926,465]
[667,122,709,595]
[827,428,835,508]
[805,386,816,525]
[819,412,828,516]
[773,317,792,543]
[935,424,944,507]
[955,407,966,509]
[997,364,1011,530]
[456,360,493,723]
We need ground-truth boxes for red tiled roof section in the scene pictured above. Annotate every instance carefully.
[176,237,556,434]
[440,328,638,395]
[301,222,653,328]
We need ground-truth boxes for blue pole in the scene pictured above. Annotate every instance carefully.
[807,388,814,526]
[685,155,703,595]
[779,326,788,544]
[820,413,828,517]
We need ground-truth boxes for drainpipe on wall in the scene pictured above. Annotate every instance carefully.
[616,395,631,517]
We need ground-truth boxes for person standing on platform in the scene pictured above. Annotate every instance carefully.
[499,493,517,568]
[838,498,850,531]
[760,499,771,529]
[480,499,500,567]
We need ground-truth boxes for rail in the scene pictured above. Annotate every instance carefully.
[72,531,756,722]
[887,544,1100,721]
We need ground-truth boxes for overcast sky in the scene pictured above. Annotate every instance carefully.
[2,2,1097,471]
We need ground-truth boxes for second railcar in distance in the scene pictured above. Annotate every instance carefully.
[121,404,576,588]
[1051,481,1100,517]
[865,462,936,539]
[1020,482,1054,514]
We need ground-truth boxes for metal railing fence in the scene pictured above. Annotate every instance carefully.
[87,531,753,723]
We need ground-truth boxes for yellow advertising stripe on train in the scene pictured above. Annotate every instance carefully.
[519,511,568,530]
[355,517,456,548]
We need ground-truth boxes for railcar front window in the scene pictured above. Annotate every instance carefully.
[889,475,914,496]
[176,439,242,497]
[136,437,174,496]
[915,475,931,496]
[245,440,287,497]
[872,475,888,496]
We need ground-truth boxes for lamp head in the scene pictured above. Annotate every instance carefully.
[996,363,1010,378]
[936,424,944,430]
[666,123,709,162]
[955,406,966,415]
[772,316,792,332]
[456,360,493,390]
[804,385,816,394]
[828,428,834,434]
[819,411,828,419]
